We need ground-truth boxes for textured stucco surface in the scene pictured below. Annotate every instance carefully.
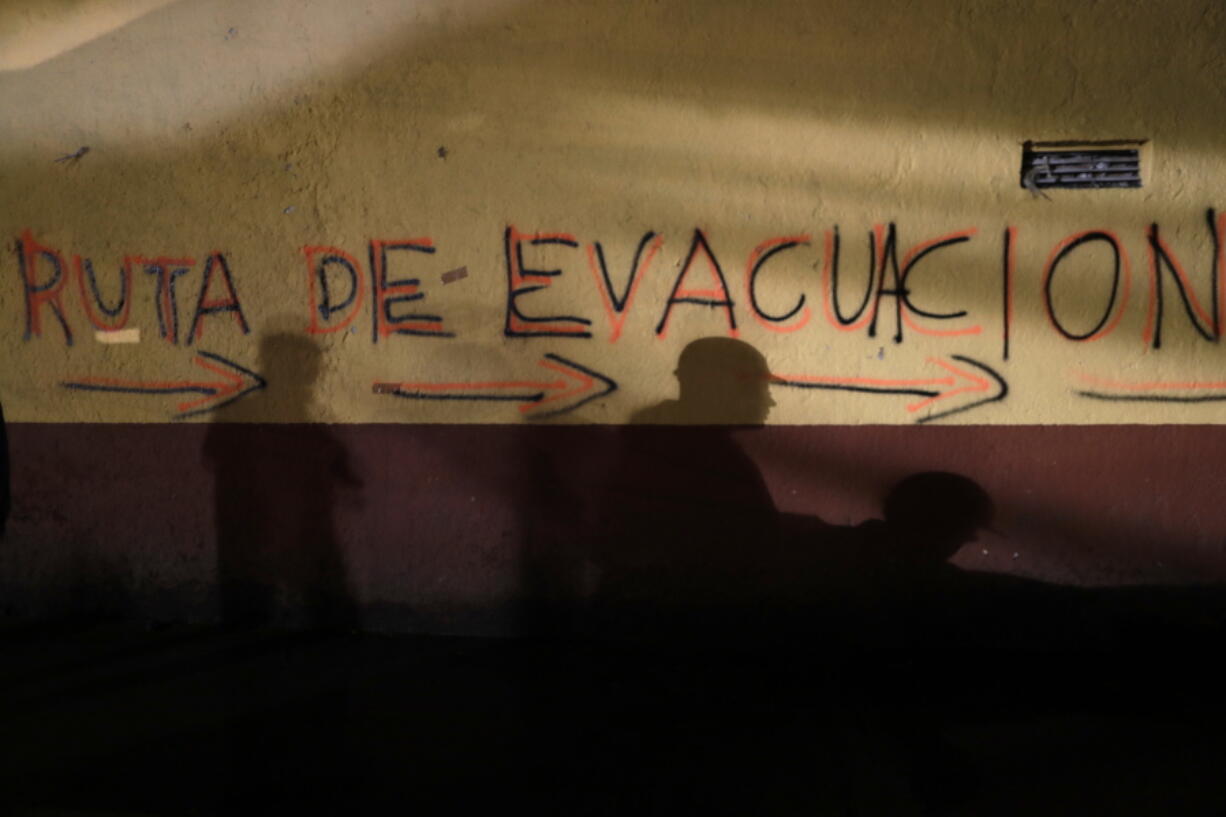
[1,0,1225,425]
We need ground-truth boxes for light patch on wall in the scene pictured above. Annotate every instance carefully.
[554,92,1166,216]
[95,328,140,344]
[0,0,178,71]
[0,0,530,147]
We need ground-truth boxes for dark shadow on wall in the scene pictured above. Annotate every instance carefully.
[510,426,604,637]
[578,339,1026,647]
[531,340,1226,812]
[558,338,818,814]
[588,337,784,638]
[6,341,1226,815]
[513,338,785,637]
[201,332,363,813]
[530,338,1010,814]
[571,336,1226,654]
[203,331,360,631]
[3,5,1226,809]
[4,0,1226,615]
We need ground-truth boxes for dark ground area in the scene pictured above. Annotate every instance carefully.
[3,617,1225,817]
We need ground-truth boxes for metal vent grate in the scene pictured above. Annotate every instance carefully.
[1020,140,1144,190]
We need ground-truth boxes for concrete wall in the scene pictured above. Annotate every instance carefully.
[2,0,1225,631]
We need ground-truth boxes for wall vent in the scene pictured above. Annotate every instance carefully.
[1020,140,1144,191]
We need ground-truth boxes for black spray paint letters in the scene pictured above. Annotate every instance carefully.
[16,231,249,346]
[15,209,1225,357]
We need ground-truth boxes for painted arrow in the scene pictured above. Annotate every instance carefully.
[1075,374,1226,403]
[62,351,266,419]
[771,354,1007,424]
[373,353,618,419]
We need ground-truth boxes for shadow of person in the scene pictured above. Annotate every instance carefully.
[203,332,364,813]
[578,339,879,814]
[590,336,781,641]
[799,472,1002,816]
[836,471,1015,649]
[867,471,994,583]
[631,335,776,426]
[203,331,360,632]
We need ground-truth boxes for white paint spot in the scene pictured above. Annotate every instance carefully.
[95,328,139,344]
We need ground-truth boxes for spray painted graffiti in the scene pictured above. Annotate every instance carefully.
[13,206,1226,421]
[770,355,1006,424]
[303,240,453,339]
[62,351,266,419]
[16,230,249,347]
[372,353,617,420]
[20,211,1223,353]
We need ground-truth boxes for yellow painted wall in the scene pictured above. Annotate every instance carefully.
[2,0,1224,425]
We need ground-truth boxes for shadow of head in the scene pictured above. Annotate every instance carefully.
[674,337,775,425]
[257,331,323,418]
[260,331,322,383]
[884,471,994,565]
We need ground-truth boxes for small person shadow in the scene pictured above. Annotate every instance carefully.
[203,331,360,632]
[589,337,782,638]
[201,330,365,813]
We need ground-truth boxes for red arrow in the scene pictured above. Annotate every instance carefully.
[771,354,1007,423]
[62,351,266,419]
[373,353,618,419]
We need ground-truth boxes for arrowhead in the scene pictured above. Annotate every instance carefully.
[176,351,267,418]
[910,355,1007,423]
[62,351,267,420]
[524,354,618,419]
